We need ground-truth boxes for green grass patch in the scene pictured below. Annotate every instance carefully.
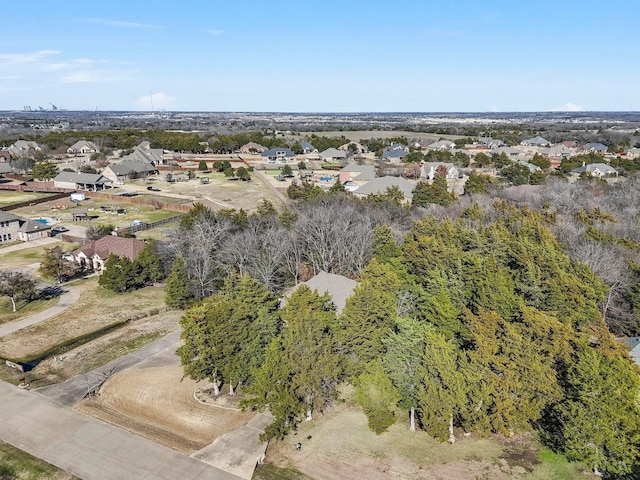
[0,296,60,325]
[0,439,78,479]
[524,448,588,479]
[0,191,53,208]
[252,463,310,480]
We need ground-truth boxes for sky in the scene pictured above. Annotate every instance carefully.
[1,1,639,112]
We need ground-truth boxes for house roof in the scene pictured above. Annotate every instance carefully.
[0,211,22,223]
[382,149,408,159]
[261,147,295,158]
[516,160,542,172]
[284,271,356,314]
[320,147,347,158]
[300,141,316,151]
[122,147,163,164]
[340,164,376,181]
[53,171,112,185]
[240,142,267,152]
[354,176,414,200]
[73,236,145,262]
[427,140,455,149]
[18,220,51,234]
[0,163,13,174]
[585,142,608,152]
[107,160,157,176]
[571,163,618,175]
[521,136,550,146]
[625,337,640,366]
[68,140,99,152]
[12,140,40,151]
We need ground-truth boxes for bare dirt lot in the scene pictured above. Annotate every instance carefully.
[76,365,254,454]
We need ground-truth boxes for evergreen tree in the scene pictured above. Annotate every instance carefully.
[165,256,194,309]
[98,254,138,293]
[412,177,454,207]
[354,361,400,434]
[198,159,207,171]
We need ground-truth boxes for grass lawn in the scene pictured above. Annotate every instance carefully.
[0,296,60,325]
[0,191,55,208]
[0,440,78,479]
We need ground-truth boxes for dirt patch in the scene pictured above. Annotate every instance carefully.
[76,365,254,454]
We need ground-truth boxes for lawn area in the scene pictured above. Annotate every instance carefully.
[0,191,55,208]
[0,295,60,325]
[0,440,78,479]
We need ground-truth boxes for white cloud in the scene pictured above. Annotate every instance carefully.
[79,18,163,29]
[556,102,584,112]
[135,92,177,110]
[203,29,224,35]
[0,50,61,65]
[62,69,133,83]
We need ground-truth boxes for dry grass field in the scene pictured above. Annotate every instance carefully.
[76,365,254,454]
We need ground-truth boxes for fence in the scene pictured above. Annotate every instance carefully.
[0,191,72,211]
[114,214,184,236]
[82,191,194,213]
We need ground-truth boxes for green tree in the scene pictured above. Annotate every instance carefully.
[79,164,98,174]
[281,164,293,176]
[530,153,551,170]
[198,159,207,171]
[134,241,164,286]
[98,254,138,292]
[328,180,346,194]
[32,160,59,180]
[0,271,38,312]
[464,173,492,194]
[223,167,235,177]
[549,346,640,476]
[39,246,80,283]
[412,177,454,207]
[86,224,115,240]
[473,152,491,168]
[235,166,250,180]
[354,361,400,434]
[372,224,401,264]
[165,256,194,309]
[256,198,277,216]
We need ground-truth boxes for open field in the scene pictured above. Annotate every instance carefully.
[76,365,255,454]
[0,190,54,208]
[0,296,60,325]
[0,439,78,480]
[261,396,593,480]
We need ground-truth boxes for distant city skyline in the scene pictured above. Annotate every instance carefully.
[2,1,639,112]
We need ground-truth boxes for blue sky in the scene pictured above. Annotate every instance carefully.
[2,1,639,112]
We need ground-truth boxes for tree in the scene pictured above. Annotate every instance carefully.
[39,246,80,283]
[98,254,138,293]
[32,160,59,180]
[281,164,293,176]
[0,271,38,312]
[473,152,491,168]
[548,345,640,476]
[530,153,551,170]
[165,256,194,309]
[86,224,115,240]
[235,166,250,180]
[79,164,98,174]
[412,177,454,207]
[354,361,400,434]
[134,241,165,286]
[256,198,276,216]
[198,159,207,171]
[297,161,307,170]
[223,167,235,177]
[464,173,492,195]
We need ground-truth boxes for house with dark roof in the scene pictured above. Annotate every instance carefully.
[300,141,317,154]
[381,149,409,164]
[70,236,145,272]
[0,151,11,163]
[18,219,51,241]
[53,171,113,191]
[0,162,13,176]
[283,271,356,314]
[262,147,295,163]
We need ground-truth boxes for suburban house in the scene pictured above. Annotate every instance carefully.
[352,176,415,203]
[53,171,113,191]
[70,236,145,272]
[427,140,455,151]
[570,163,618,178]
[339,141,367,154]
[584,143,608,153]
[239,142,267,154]
[520,136,551,147]
[67,140,100,154]
[492,146,528,159]
[0,212,51,243]
[543,144,573,159]
[282,271,356,314]
[300,141,318,154]
[123,145,164,165]
[0,212,21,244]
[381,149,408,164]
[561,141,579,148]
[626,147,640,158]
[339,164,376,184]
[18,219,51,241]
[0,162,13,176]
[102,160,158,183]
[261,147,295,163]
[516,160,542,172]
[0,151,11,162]
[420,162,459,180]
[319,147,348,164]
[480,138,506,149]
[8,140,41,158]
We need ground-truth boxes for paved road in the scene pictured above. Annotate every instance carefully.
[36,330,182,407]
[0,380,241,480]
[0,286,81,338]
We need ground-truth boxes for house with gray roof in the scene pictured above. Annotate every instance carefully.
[516,160,542,172]
[521,136,551,147]
[18,219,51,241]
[0,211,22,244]
[427,140,455,151]
[8,140,41,158]
[339,164,376,183]
[262,147,295,163]
[353,176,415,202]
[625,336,640,367]
[571,163,618,178]
[584,142,608,153]
[480,138,506,149]
[123,146,164,165]
[543,145,573,159]
[300,141,317,154]
[320,148,348,163]
[283,271,356,314]
[0,162,13,176]
[53,171,113,191]
[102,160,158,183]
[626,147,640,158]
[67,140,100,154]
[381,149,409,164]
